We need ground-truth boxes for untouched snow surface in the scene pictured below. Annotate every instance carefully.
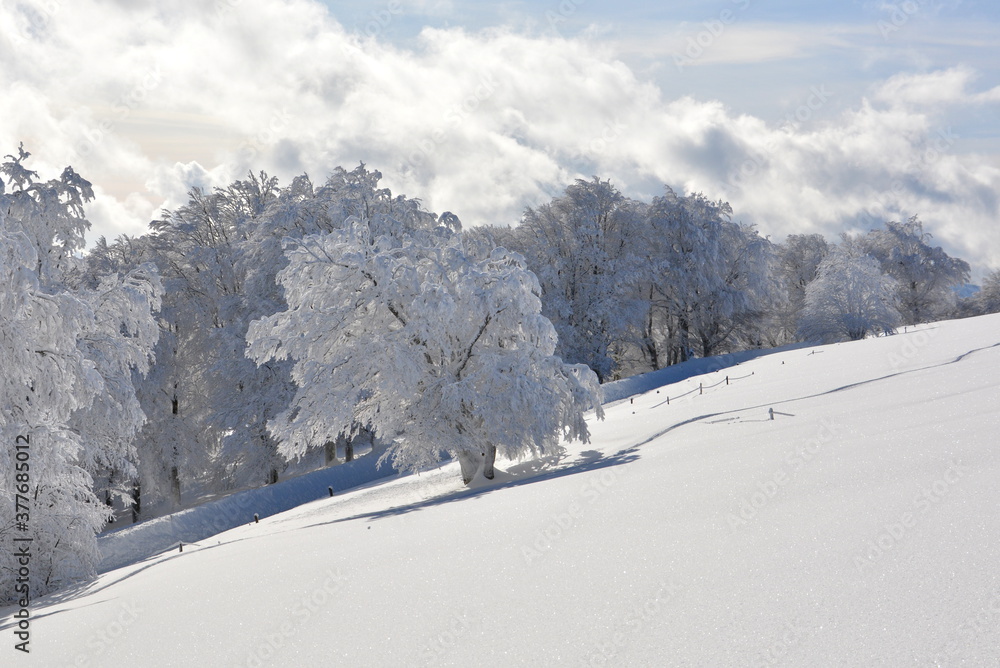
[4,314,1000,666]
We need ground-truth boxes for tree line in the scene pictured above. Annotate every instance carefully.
[2,147,996,600]
[472,177,986,379]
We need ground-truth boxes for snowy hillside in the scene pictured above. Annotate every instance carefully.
[5,314,1000,666]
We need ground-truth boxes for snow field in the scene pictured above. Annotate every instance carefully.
[3,313,1000,666]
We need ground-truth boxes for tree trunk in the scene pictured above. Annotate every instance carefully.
[170,466,181,506]
[324,440,337,466]
[103,468,115,509]
[678,316,690,362]
[457,450,482,485]
[482,444,497,480]
[335,432,354,462]
[645,285,661,371]
[131,479,141,524]
[268,468,279,485]
[701,332,713,359]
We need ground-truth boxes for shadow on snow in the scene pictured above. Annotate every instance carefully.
[297,446,642,530]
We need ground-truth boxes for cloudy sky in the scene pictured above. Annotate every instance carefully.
[2,0,999,278]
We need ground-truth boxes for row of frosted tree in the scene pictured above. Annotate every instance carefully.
[471,178,987,381]
[3,148,997,600]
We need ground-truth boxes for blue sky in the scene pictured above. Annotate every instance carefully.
[2,0,998,277]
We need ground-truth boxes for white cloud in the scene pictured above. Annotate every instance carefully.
[1,0,998,276]
[874,66,1000,107]
[628,22,861,69]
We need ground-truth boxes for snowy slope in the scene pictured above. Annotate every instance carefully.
[98,341,789,574]
[4,314,1000,666]
[96,451,401,574]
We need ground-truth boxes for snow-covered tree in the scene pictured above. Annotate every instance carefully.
[798,246,901,343]
[0,147,159,600]
[643,188,778,363]
[976,269,1000,315]
[852,217,970,325]
[84,234,194,515]
[247,219,603,485]
[70,263,162,510]
[769,234,830,344]
[686,220,779,357]
[138,165,442,500]
[143,172,294,498]
[508,178,647,381]
[474,182,784,375]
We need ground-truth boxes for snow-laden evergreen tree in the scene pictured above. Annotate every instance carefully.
[852,217,970,325]
[247,218,603,485]
[798,245,901,343]
[0,147,159,600]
